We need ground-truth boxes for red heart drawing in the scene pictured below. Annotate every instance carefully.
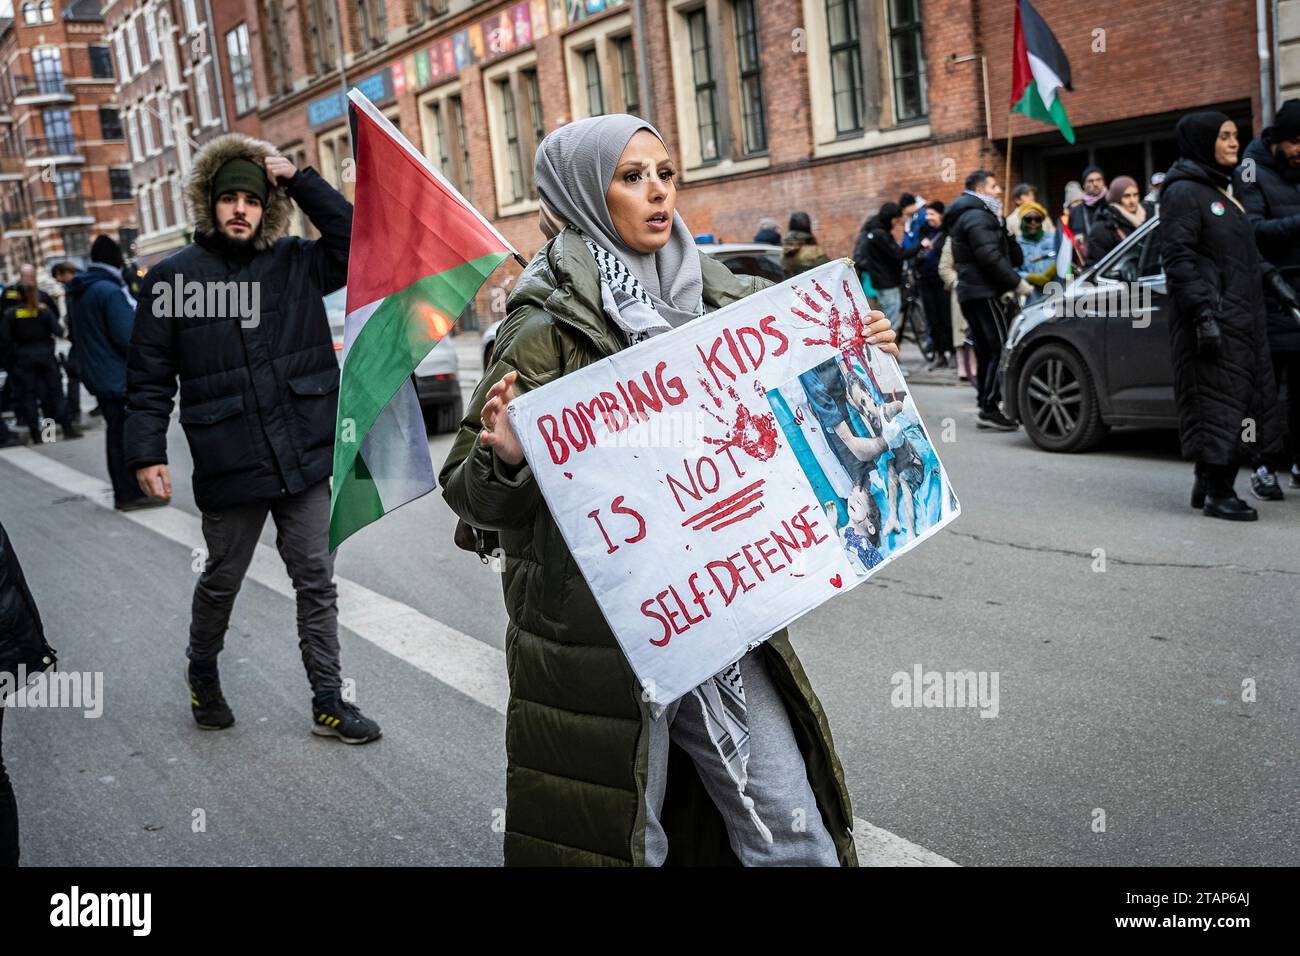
[829,574,842,588]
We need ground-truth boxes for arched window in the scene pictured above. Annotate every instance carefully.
[21,3,38,25]
[39,0,55,24]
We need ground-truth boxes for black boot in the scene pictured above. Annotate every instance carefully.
[1200,463,1257,521]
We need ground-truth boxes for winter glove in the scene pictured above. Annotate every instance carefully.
[1267,271,1300,312]
[1195,310,1222,361]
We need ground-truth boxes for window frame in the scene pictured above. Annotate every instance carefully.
[885,0,928,123]
[562,12,635,123]
[89,45,115,81]
[732,0,767,155]
[226,24,258,115]
[99,106,124,142]
[417,82,474,203]
[482,52,541,217]
[109,167,133,201]
[800,0,931,159]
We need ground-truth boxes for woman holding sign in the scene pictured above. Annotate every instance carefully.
[440,115,898,867]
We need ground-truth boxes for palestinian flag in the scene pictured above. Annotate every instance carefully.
[1056,216,1075,282]
[329,89,517,549]
[1011,0,1075,144]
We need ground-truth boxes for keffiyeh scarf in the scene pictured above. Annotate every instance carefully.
[582,235,772,844]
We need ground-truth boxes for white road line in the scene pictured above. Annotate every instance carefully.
[0,444,957,867]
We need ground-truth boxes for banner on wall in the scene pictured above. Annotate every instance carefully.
[507,259,961,707]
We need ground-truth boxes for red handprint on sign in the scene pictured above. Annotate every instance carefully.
[790,278,876,365]
[699,378,779,461]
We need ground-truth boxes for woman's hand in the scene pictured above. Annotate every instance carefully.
[480,371,524,467]
[865,310,899,358]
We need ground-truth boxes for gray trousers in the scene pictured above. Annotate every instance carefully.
[188,480,342,693]
[644,648,841,866]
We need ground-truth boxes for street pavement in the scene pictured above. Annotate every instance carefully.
[1,336,1296,866]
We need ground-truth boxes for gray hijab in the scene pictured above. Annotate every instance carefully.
[534,114,704,327]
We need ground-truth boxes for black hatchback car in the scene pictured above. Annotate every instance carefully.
[1001,217,1177,452]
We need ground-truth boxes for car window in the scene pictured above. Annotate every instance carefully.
[1101,229,1159,285]
[719,253,784,283]
[1137,225,1163,278]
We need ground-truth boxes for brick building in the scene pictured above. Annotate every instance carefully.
[0,0,134,282]
[101,0,229,268]
[197,0,1265,319]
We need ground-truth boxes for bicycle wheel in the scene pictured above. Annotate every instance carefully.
[902,299,936,362]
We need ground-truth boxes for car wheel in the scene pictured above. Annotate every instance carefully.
[426,396,464,435]
[1016,343,1108,453]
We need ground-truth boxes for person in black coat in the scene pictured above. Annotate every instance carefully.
[66,236,163,512]
[0,283,81,443]
[1067,165,1109,260]
[943,170,1029,430]
[914,201,954,367]
[1235,98,1300,498]
[1162,111,1282,520]
[852,202,905,328]
[125,133,380,743]
[0,518,58,866]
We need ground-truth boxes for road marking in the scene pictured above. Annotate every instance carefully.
[0,444,957,867]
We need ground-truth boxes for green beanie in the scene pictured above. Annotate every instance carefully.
[211,157,269,205]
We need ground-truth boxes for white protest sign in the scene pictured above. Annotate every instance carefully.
[507,259,960,707]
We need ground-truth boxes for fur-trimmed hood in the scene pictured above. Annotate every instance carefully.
[188,133,293,251]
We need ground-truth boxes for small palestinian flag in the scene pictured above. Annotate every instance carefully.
[329,89,518,549]
[1011,0,1075,144]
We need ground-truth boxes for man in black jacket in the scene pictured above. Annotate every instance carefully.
[0,518,57,866]
[943,170,1030,431]
[1236,98,1300,499]
[126,133,380,744]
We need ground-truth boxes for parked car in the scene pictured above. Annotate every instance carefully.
[480,241,785,366]
[324,288,463,434]
[1001,217,1176,453]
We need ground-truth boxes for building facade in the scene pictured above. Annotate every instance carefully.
[197,1,1265,321]
[101,0,228,268]
[0,0,134,281]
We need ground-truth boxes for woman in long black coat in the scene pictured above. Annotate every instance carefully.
[1161,111,1282,520]
[0,518,57,866]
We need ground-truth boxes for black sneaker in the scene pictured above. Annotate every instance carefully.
[976,407,1019,431]
[312,696,382,744]
[1249,468,1284,501]
[185,663,234,730]
[1290,466,1300,490]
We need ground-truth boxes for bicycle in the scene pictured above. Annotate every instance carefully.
[894,259,936,363]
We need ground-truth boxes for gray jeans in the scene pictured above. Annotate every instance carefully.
[189,480,342,693]
[644,648,841,866]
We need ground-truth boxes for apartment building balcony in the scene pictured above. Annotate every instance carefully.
[1,209,35,237]
[11,74,75,106]
[0,149,24,181]
[24,135,85,165]
[33,195,93,226]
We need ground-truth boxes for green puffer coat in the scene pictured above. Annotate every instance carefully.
[440,227,858,866]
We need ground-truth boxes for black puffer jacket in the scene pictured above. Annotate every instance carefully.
[852,215,904,289]
[942,192,1024,303]
[1083,201,1154,268]
[125,133,352,511]
[0,519,56,679]
[1235,134,1300,352]
[1161,157,1281,465]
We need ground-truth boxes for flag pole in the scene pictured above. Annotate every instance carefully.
[1004,126,1014,202]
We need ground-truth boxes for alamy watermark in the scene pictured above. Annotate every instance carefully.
[152,272,260,328]
[890,663,999,717]
[0,665,103,718]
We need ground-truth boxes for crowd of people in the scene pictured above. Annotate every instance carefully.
[749,102,1300,519]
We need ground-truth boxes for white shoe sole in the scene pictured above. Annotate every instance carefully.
[311,722,382,745]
